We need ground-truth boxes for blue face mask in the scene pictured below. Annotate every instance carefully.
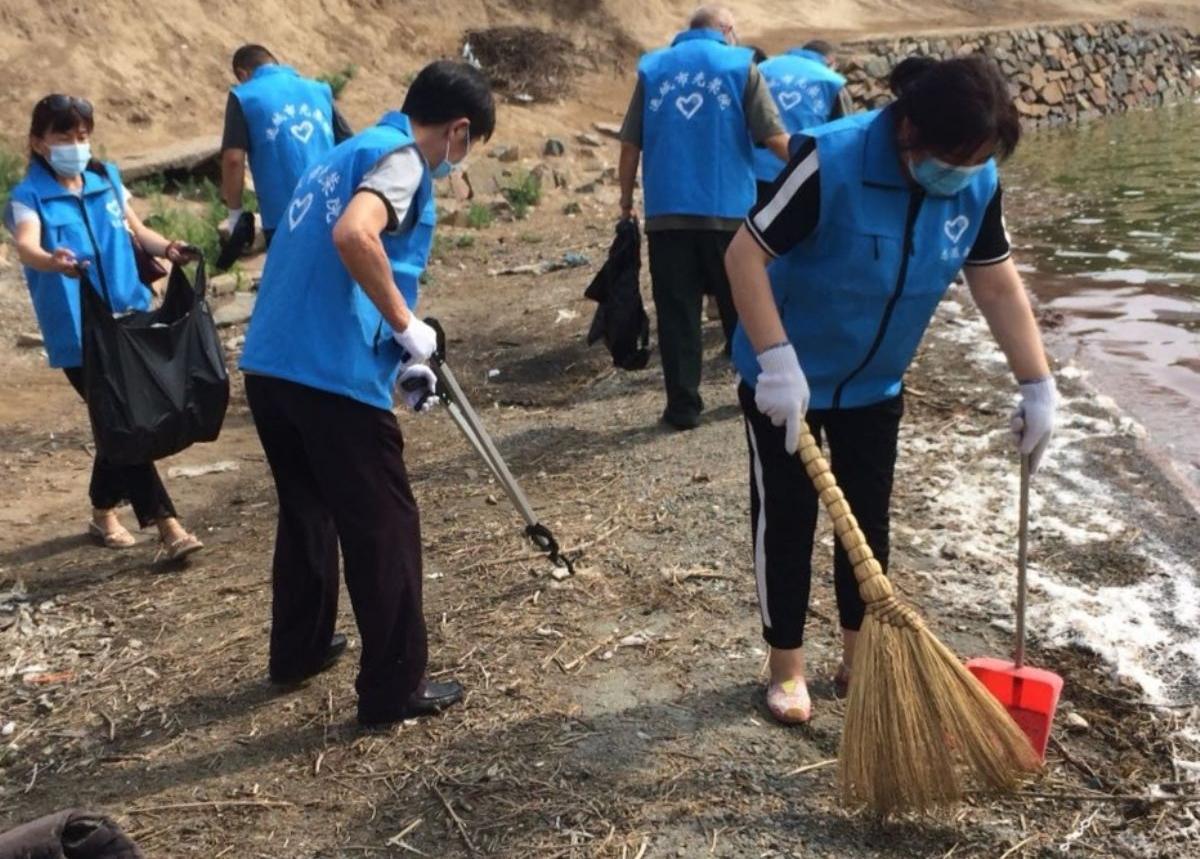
[431,126,470,179]
[908,155,985,197]
[48,142,92,178]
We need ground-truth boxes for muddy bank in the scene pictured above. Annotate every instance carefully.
[1,177,1199,854]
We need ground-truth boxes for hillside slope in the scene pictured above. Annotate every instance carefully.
[0,0,1196,157]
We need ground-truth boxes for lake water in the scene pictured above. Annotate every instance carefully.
[1004,101,1200,490]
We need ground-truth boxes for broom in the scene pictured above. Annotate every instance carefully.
[794,428,1039,816]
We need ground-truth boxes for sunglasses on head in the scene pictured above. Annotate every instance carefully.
[39,94,94,119]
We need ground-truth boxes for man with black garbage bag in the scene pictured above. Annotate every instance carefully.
[617,4,791,430]
[239,61,494,726]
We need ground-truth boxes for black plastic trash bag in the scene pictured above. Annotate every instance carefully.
[584,218,651,371]
[81,260,230,467]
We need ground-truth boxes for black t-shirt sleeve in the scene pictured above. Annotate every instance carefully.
[221,93,250,151]
[965,185,1011,266]
[744,135,821,258]
[332,107,354,144]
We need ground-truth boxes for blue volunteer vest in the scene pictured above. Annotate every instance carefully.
[732,108,998,410]
[232,65,337,230]
[10,160,149,368]
[240,111,437,410]
[753,49,846,183]
[639,30,756,219]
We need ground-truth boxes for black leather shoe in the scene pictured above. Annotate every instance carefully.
[358,679,464,727]
[270,633,348,686]
[661,410,700,431]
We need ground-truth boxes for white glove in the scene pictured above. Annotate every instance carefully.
[218,208,242,238]
[1011,377,1057,473]
[398,364,439,413]
[393,316,438,367]
[755,344,810,455]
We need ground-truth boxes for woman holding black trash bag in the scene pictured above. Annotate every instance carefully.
[4,95,205,560]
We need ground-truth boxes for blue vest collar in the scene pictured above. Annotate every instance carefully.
[26,158,109,201]
[862,108,909,190]
[378,111,414,137]
[671,29,727,47]
[787,48,829,64]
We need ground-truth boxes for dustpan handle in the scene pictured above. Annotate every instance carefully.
[795,428,894,606]
[1014,454,1031,669]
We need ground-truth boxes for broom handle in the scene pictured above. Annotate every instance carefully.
[795,428,894,605]
[1014,454,1031,670]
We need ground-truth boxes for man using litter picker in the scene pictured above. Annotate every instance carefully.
[219,44,354,256]
[239,61,494,726]
[618,4,790,431]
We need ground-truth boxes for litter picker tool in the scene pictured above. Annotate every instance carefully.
[423,318,575,576]
[967,455,1064,761]
[795,429,1038,816]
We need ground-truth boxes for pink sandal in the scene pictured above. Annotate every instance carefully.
[767,678,812,724]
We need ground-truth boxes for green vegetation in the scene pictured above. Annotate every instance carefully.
[143,198,222,262]
[499,170,542,220]
[318,65,359,100]
[0,144,25,218]
[466,203,494,229]
[455,234,476,249]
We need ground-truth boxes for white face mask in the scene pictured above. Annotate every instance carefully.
[431,125,471,179]
[48,142,91,177]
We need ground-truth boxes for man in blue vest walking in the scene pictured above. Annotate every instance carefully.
[239,61,495,727]
[754,40,851,198]
[618,5,791,430]
[219,44,353,246]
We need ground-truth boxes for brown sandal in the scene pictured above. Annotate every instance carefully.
[158,533,204,562]
[88,520,137,549]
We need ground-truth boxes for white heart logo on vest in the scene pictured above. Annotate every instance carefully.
[288,193,314,231]
[675,93,704,120]
[778,91,803,111]
[944,215,970,244]
[290,121,315,144]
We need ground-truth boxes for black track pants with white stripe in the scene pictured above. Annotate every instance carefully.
[739,383,904,649]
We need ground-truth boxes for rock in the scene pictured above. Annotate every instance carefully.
[552,169,572,189]
[864,56,890,79]
[440,208,473,229]
[577,148,599,161]
[1065,712,1089,731]
[592,122,622,139]
[168,461,240,479]
[1042,31,1063,50]
[207,273,240,296]
[543,138,566,157]
[575,132,603,147]
[1030,63,1048,90]
[213,291,256,327]
[1040,81,1065,105]
[16,332,44,349]
[562,201,583,215]
[491,145,521,163]
[575,181,599,194]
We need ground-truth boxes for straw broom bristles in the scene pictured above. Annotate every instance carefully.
[796,429,1039,816]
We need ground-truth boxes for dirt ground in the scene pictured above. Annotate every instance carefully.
[3,117,1200,855]
[1,0,1199,159]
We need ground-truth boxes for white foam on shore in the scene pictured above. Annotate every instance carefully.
[918,294,1200,713]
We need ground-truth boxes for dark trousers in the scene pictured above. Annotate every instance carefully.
[63,367,176,527]
[244,374,426,720]
[739,383,904,649]
[647,229,738,423]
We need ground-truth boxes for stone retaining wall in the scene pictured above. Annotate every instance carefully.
[841,21,1200,127]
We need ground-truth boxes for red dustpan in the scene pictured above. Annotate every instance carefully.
[967,455,1063,761]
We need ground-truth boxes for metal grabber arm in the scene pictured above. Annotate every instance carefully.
[423,318,575,575]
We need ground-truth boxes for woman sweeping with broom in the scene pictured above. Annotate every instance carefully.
[725,54,1056,739]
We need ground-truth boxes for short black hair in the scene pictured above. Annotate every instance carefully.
[402,60,496,142]
[890,54,1021,162]
[232,44,276,74]
[802,39,836,58]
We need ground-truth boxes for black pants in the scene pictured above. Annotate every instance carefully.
[647,229,738,424]
[739,383,904,649]
[63,368,176,527]
[244,374,426,721]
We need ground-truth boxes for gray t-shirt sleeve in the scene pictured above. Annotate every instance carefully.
[618,79,645,148]
[744,63,786,144]
[221,92,250,152]
[357,147,424,233]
